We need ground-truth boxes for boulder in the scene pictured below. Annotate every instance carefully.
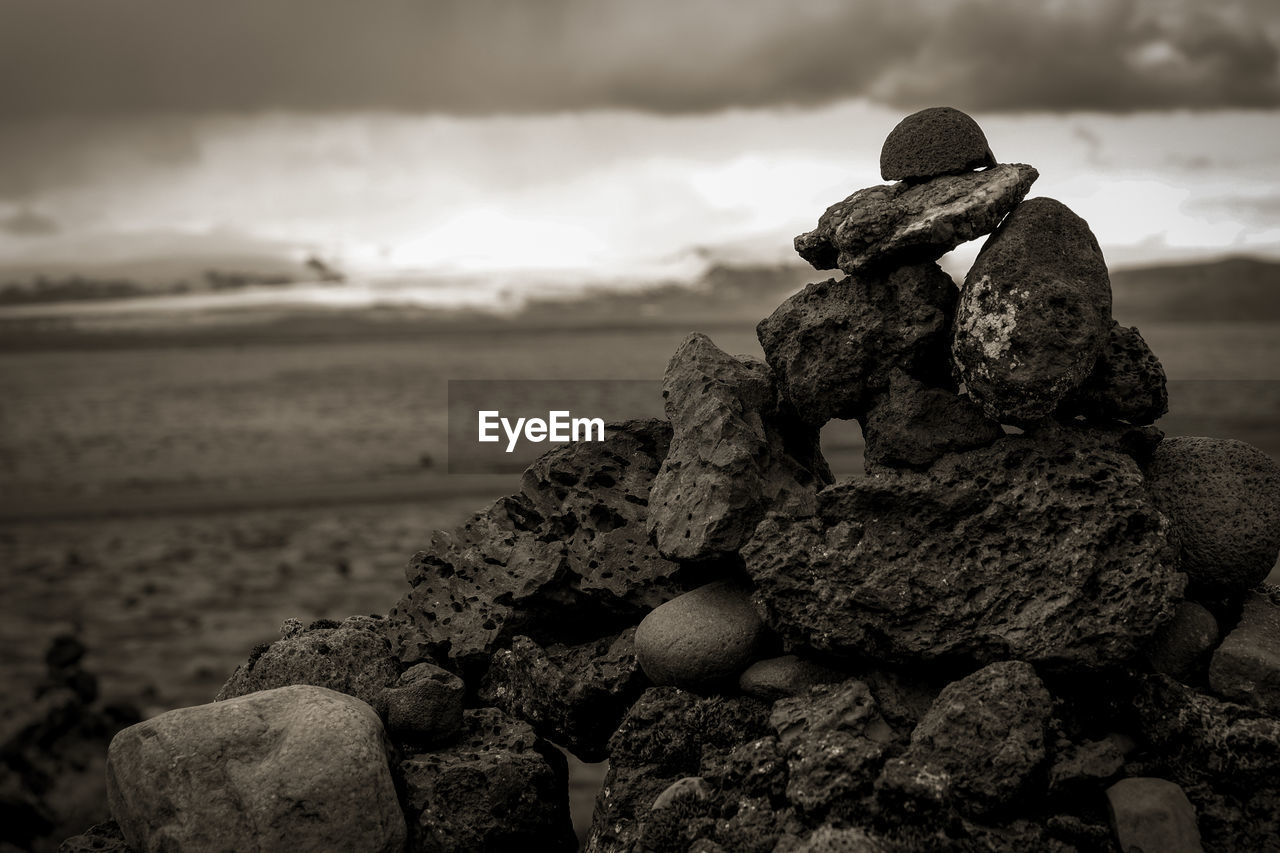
[1145,436,1280,594]
[1106,777,1204,853]
[880,106,997,182]
[106,685,404,853]
[635,581,766,688]
[1145,601,1219,683]
[744,426,1182,668]
[1060,322,1168,425]
[738,655,846,701]
[795,163,1037,274]
[953,197,1113,423]
[1209,588,1280,714]
[861,369,1003,470]
[400,708,576,853]
[382,661,464,746]
[756,263,957,425]
[478,629,645,761]
[647,332,830,561]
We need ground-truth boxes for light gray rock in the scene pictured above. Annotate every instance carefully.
[635,581,766,688]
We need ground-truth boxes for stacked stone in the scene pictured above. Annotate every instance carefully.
[68,108,1280,853]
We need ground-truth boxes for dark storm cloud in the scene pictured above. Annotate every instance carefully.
[0,208,59,236]
[0,0,1277,117]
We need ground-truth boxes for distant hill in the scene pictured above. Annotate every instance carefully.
[1110,256,1280,323]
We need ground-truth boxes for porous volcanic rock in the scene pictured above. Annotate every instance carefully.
[861,369,1002,470]
[648,332,830,561]
[107,685,404,853]
[1046,733,1130,794]
[1144,436,1280,594]
[1145,600,1220,683]
[1060,322,1168,425]
[880,106,997,182]
[953,197,1113,423]
[876,661,1052,817]
[738,655,847,701]
[217,615,398,709]
[1106,777,1204,853]
[795,163,1037,274]
[386,418,684,675]
[756,263,957,425]
[1209,587,1280,714]
[744,425,1182,668]
[400,707,576,853]
[478,629,645,762]
[635,580,766,688]
[55,821,130,853]
[382,661,464,746]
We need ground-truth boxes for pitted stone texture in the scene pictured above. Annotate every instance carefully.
[744,426,1182,669]
[880,106,997,182]
[648,332,830,561]
[1209,588,1280,714]
[478,629,645,762]
[1106,777,1204,853]
[216,615,398,709]
[635,581,766,689]
[795,163,1037,274]
[400,708,576,853]
[1145,601,1220,683]
[877,661,1051,817]
[1145,436,1280,594]
[1060,322,1168,425]
[386,419,683,673]
[107,685,404,853]
[861,370,1002,471]
[756,263,957,425]
[383,661,464,746]
[953,197,1113,423]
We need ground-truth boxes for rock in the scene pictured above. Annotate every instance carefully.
[216,615,399,709]
[1145,436,1280,594]
[877,661,1052,817]
[744,426,1181,668]
[635,580,766,688]
[1106,777,1204,853]
[756,263,957,425]
[781,825,886,852]
[699,737,788,803]
[400,707,576,853]
[382,661,464,745]
[1060,322,1168,425]
[861,369,1003,470]
[652,776,711,810]
[738,655,846,701]
[1209,588,1280,714]
[795,163,1037,274]
[106,685,404,853]
[648,332,830,561]
[953,197,1113,423]
[1146,601,1220,683]
[386,418,685,675]
[56,821,130,853]
[1047,734,1131,794]
[880,106,997,182]
[478,629,645,761]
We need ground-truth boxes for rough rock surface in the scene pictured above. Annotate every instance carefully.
[880,106,997,182]
[382,661,464,746]
[648,332,830,561]
[1060,322,1168,425]
[1047,734,1130,794]
[756,263,957,425]
[634,581,766,688]
[1146,600,1220,683]
[744,426,1182,668]
[386,418,683,674]
[400,707,576,853]
[738,655,847,701]
[1106,777,1204,853]
[861,369,1003,470]
[217,615,399,709]
[55,820,131,852]
[953,197,1113,423]
[795,163,1037,274]
[1209,588,1280,714]
[478,629,645,761]
[1145,436,1280,593]
[107,685,404,853]
[877,661,1051,817]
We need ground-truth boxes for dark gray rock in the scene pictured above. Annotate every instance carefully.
[1106,777,1204,853]
[383,661,464,746]
[795,164,1037,274]
[699,736,789,803]
[1209,588,1280,714]
[861,369,1003,470]
[56,821,130,853]
[1145,436,1280,594]
[648,332,830,561]
[953,197,1113,423]
[634,581,766,689]
[400,708,576,853]
[1145,600,1220,683]
[1060,322,1168,425]
[880,106,997,182]
[738,655,846,701]
[651,776,711,810]
[744,425,1182,668]
[1047,733,1131,794]
[478,629,645,762]
[756,263,957,425]
[386,419,684,674]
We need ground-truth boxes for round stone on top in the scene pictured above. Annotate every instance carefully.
[880,106,996,182]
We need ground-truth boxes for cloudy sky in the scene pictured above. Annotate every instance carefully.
[2,0,1279,303]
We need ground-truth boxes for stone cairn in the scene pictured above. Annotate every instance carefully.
[64,107,1280,853]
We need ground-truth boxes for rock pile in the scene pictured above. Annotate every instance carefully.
[64,107,1280,852]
